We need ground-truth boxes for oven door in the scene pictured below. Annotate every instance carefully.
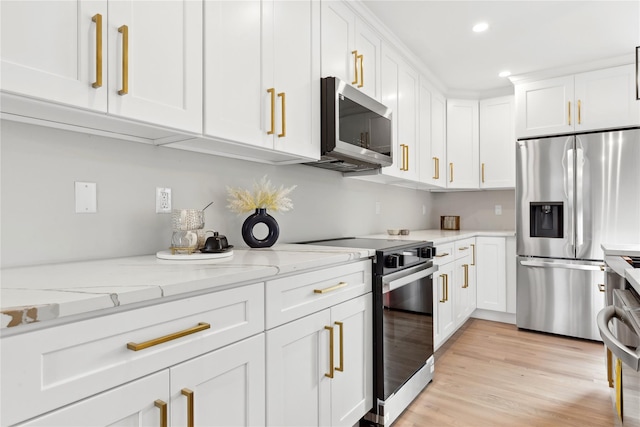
[376,264,438,401]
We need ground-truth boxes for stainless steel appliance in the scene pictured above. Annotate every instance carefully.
[303,238,437,426]
[598,255,640,426]
[516,128,640,340]
[305,77,393,173]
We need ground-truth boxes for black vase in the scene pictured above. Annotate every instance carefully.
[241,208,280,248]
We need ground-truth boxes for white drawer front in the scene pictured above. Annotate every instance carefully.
[265,260,371,329]
[1,283,264,426]
[434,243,454,265]
[454,238,475,260]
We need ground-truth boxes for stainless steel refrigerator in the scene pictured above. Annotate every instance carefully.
[516,128,640,341]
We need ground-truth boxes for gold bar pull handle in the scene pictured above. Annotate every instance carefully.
[481,163,485,183]
[118,25,129,95]
[450,163,454,183]
[314,281,348,294]
[598,283,606,292]
[91,14,103,88]
[267,88,276,135]
[568,101,571,125]
[127,322,210,351]
[471,243,476,266]
[181,388,194,427]
[335,321,344,372]
[439,274,446,303]
[351,50,359,85]
[325,325,334,378]
[462,264,469,288]
[435,252,449,258]
[445,274,449,301]
[154,400,168,427]
[578,99,581,124]
[278,92,286,137]
[357,54,364,88]
[433,157,439,179]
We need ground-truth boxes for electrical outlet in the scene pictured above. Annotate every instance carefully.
[156,187,172,213]
[75,182,97,213]
[495,204,502,215]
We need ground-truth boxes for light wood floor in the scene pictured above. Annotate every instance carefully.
[393,319,618,427]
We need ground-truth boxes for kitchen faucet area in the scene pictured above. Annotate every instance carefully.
[1,1,639,426]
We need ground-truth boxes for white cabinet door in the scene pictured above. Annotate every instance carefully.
[480,96,515,189]
[574,64,640,132]
[1,1,107,111]
[264,0,320,160]
[380,45,419,180]
[16,371,170,427]
[330,295,373,427]
[475,237,507,312]
[170,334,266,427]
[107,0,202,133]
[515,75,574,138]
[321,1,355,86]
[419,77,447,187]
[204,0,264,146]
[266,309,331,427]
[453,256,475,327]
[447,99,479,189]
[434,261,455,349]
[354,17,381,101]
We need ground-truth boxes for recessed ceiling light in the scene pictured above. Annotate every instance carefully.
[498,70,511,78]
[472,22,489,33]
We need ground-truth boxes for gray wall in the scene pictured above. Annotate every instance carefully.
[0,121,514,268]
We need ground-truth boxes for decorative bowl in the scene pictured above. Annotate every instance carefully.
[387,229,400,235]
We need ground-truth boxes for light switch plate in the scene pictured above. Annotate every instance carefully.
[495,205,502,215]
[75,182,97,213]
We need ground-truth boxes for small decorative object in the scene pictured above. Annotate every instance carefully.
[441,215,460,230]
[227,176,296,248]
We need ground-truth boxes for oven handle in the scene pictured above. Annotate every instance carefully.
[382,264,439,294]
[597,305,640,371]
[519,259,603,271]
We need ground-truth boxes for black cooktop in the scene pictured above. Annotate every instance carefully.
[302,237,426,252]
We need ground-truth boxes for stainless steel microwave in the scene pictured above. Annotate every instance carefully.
[307,77,393,173]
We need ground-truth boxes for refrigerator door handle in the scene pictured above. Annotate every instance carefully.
[566,148,575,254]
[519,259,602,271]
[575,147,584,250]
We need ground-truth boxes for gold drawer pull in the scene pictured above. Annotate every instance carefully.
[325,325,334,378]
[335,321,344,372]
[462,264,469,288]
[439,274,446,303]
[458,246,469,251]
[127,322,210,351]
[314,281,348,294]
[182,388,194,427]
[155,400,167,427]
[598,283,606,292]
[471,243,476,266]
[435,253,449,258]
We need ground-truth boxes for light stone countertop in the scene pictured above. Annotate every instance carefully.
[0,244,373,331]
[360,229,516,245]
[602,243,640,295]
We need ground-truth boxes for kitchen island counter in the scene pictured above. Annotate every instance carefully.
[0,244,373,331]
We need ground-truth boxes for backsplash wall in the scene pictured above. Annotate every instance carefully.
[430,190,515,230]
[1,121,434,268]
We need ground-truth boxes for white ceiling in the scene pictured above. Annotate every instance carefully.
[360,1,640,97]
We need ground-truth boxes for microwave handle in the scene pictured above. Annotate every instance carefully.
[597,306,640,371]
[383,265,439,294]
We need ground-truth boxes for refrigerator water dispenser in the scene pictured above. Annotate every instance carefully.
[530,202,563,238]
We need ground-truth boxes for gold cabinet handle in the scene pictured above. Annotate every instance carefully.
[278,92,286,137]
[181,388,194,427]
[118,25,129,95]
[325,325,334,378]
[357,54,364,88]
[314,281,348,294]
[126,322,210,351]
[481,163,485,183]
[568,101,571,125]
[400,144,409,171]
[458,246,469,251]
[439,274,446,303]
[405,145,409,171]
[598,283,606,292]
[607,348,613,388]
[351,50,359,85]
[91,14,103,88]
[471,243,476,266]
[335,321,344,372]
[432,157,439,179]
[578,99,581,124]
[267,88,275,135]
[154,400,167,427]
[462,264,469,288]
[445,274,449,301]
[435,252,449,258]
[450,163,454,182]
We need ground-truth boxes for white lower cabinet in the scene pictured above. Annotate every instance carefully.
[434,259,455,348]
[475,237,507,312]
[266,294,372,427]
[453,240,476,327]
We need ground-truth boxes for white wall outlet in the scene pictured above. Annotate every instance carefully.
[375,201,381,215]
[156,187,172,213]
[495,204,502,215]
[75,182,97,213]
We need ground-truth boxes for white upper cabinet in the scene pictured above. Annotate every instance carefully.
[204,0,319,161]
[380,44,419,180]
[479,96,515,189]
[1,1,108,111]
[446,99,479,189]
[418,77,447,187]
[515,64,639,138]
[321,1,381,100]
[1,0,203,134]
